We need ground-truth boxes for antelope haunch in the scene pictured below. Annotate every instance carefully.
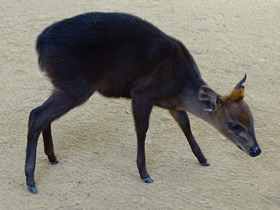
[25,12,261,194]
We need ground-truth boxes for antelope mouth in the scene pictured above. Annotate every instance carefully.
[237,145,244,151]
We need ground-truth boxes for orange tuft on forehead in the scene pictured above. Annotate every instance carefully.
[220,88,244,102]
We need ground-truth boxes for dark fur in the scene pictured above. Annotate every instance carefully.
[25,12,208,193]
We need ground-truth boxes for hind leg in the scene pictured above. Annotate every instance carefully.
[42,124,58,164]
[25,87,94,194]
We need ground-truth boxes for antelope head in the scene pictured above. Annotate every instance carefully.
[198,75,261,157]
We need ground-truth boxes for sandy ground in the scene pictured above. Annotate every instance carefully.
[0,0,279,209]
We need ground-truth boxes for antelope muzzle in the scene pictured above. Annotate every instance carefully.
[249,146,261,157]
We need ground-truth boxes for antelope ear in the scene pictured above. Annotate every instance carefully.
[198,85,218,112]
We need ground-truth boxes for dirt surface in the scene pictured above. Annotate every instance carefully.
[0,0,279,209]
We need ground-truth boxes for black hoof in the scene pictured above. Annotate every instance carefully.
[27,185,38,194]
[51,160,59,165]
[200,161,210,167]
[142,177,154,183]
[48,156,59,165]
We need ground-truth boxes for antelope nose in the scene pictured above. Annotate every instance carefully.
[249,146,261,157]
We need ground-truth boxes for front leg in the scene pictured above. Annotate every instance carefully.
[169,110,210,166]
[132,98,154,183]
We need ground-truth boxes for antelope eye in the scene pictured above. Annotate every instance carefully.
[228,122,240,132]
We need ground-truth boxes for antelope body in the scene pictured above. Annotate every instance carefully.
[25,12,261,194]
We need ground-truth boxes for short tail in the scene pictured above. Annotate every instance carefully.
[35,33,50,75]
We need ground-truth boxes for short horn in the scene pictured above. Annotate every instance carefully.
[235,74,247,89]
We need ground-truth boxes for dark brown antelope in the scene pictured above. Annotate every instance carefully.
[25,12,261,194]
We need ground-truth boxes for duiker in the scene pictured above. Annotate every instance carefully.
[25,12,261,194]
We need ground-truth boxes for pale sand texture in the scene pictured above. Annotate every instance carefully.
[0,0,279,209]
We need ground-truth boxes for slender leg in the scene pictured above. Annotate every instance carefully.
[42,124,58,164]
[169,110,209,166]
[25,88,94,194]
[132,98,154,183]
